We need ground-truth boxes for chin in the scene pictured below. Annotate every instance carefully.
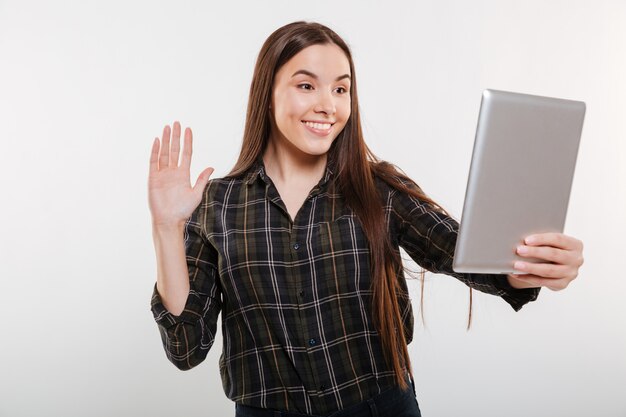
[299,141,334,157]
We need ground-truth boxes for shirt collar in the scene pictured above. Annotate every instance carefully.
[243,157,266,185]
[244,156,335,187]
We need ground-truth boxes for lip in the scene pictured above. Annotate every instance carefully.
[301,120,334,136]
[301,120,336,124]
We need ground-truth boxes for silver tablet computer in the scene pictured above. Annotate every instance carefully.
[452,89,585,274]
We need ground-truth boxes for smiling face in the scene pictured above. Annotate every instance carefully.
[269,43,352,159]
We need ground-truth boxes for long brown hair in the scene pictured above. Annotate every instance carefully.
[227,21,473,391]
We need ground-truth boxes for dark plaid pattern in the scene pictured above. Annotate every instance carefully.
[150,158,540,415]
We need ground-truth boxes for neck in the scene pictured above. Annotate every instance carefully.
[262,135,327,185]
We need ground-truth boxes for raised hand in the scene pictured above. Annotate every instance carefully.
[148,121,214,228]
[507,232,584,291]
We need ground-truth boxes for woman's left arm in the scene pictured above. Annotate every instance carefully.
[507,233,585,290]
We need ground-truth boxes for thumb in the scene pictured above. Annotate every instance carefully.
[193,167,215,196]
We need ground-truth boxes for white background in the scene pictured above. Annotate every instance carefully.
[1,1,625,416]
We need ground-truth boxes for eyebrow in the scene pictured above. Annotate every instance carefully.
[291,69,351,82]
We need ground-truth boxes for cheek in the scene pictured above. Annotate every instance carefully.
[283,93,311,119]
[338,101,351,124]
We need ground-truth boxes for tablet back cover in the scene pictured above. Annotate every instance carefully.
[452,89,585,274]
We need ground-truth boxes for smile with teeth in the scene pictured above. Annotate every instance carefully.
[302,121,333,130]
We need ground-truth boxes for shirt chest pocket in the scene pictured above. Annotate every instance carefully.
[313,214,373,295]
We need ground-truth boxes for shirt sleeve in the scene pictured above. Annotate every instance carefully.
[150,198,222,370]
[388,180,540,312]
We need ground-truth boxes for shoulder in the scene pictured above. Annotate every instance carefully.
[370,162,418,223]
[370,161,447,226]
[370,161,424,203]
[199,174,249,207]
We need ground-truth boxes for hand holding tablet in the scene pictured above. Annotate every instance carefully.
[452,89,585,288]
[508,232,584,290]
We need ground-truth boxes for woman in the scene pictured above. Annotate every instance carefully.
[148,21,584,417]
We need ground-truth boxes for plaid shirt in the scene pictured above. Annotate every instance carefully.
[150,157,540,415]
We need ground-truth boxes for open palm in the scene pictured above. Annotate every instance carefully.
[148,121,214,228]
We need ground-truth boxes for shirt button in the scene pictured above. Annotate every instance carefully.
[319,384,326,391]
[298,290,304,297]
[308,338,317,346]
[293,243,300,250]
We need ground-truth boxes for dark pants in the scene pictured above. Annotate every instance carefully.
[234,377,422,417]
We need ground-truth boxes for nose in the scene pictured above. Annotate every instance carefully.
[314,90,336,115]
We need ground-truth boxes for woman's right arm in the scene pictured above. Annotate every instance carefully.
[148,121,214,313]
[148,121,220,370]
[152,222,189,316]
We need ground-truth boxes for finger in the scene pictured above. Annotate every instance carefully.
[510,274,567,290]
[513,260,569,278]
[171,121,181,167]
[149,137,159,172]
[159,125,171,168]
[507,274,540,289]
[509,273,539,281]
[516,244,572,265]
[181,127,193,170]
[193,167,215,194]
[524,232,577,250]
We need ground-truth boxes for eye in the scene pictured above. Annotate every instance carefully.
[297,83,313,90]
[335,86,348,94]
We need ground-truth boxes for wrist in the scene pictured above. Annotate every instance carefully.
[152,220,186,235]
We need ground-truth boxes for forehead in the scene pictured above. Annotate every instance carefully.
[276,43,351,79]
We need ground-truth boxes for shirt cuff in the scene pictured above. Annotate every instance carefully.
[492,274,541,312]
[150,282,204,328]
